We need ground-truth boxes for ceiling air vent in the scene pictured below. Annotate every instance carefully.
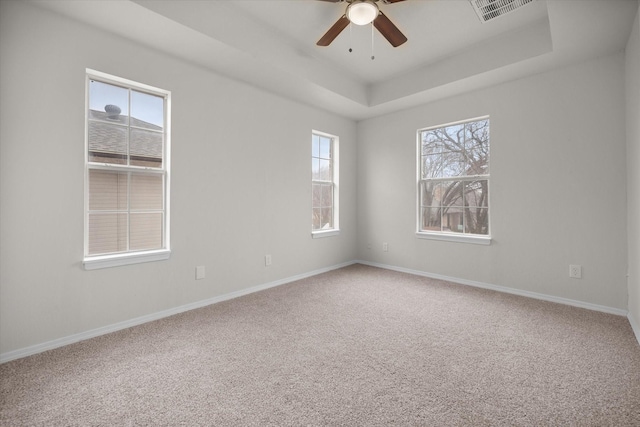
[470,0,534,23]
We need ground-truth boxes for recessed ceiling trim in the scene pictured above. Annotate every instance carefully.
[369,16,552,107]
[470,0,535,23]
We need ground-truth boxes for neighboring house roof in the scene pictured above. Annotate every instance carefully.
[88,110,163,161]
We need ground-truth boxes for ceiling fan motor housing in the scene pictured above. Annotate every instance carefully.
[347,1,379,26]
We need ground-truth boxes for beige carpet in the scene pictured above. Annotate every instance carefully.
[1,264,639,426]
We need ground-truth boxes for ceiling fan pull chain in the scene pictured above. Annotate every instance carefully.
[371,21,375,60]
[349,22,353,53]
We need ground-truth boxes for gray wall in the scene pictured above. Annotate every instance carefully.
[357,52,629,311]
[0,1,357,356]
[627,4,640,336]
[1,0,637,359]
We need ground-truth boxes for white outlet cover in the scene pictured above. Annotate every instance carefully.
[196,266,205,280]
[569,265,582,279]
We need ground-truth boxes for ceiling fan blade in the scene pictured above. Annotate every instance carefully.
[384,0,406,3]
[373,11,407,47]
[317,15,350,46]
[316,0,343,2]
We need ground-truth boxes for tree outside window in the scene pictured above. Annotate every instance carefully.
[419,118,489,236]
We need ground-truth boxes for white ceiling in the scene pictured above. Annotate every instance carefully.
[33,0,638,120]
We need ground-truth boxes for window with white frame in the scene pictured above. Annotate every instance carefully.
[418,117,490,243]
[84,69,171,269]
[312,131,339,237]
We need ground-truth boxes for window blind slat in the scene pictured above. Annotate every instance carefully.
[88,213,127,255]
[88,170,127,211]
[130,174,163,210]
[130,213,163,251]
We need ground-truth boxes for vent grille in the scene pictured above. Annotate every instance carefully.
[470,0,534,22]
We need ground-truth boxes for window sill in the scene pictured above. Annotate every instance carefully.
[83,249,171,270]
[312,229,340,239]
[416,232,491,245]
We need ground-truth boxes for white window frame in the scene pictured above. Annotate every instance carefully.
[83,69,171,270]
[416,116,491,245]
[312,130,339,238]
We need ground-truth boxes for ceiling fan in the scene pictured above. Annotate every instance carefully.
[316,0,408,48]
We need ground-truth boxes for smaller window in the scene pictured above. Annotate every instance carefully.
[312,131,339,238]
[417,117,490,244]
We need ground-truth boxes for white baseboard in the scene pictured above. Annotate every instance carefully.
[629,311,640,347]
[0,261,356,364]
[356,260,629,317]
[3,259,635,364]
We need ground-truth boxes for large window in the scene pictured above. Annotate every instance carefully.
[312,131,339,237]
[84,69,171,269]
[418,117,490,244]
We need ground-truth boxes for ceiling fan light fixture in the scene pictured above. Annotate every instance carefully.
[347,1,379,26]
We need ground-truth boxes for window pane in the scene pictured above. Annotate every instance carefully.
[312,183,332,209]
[131,90,164,130]
[319,136,331,159]
[312,183,322,208]
[421,207,441,232]
[464,207,489,235]
[318,159,331,181]
[465,120,490,175]
[312,208,322,230]
[441,181,463,208]
[423,153,466,178]
[466,148,489,175]
[464,180,489,208]
[321,184,333,208]
[312,158,321,181]
[441,152,465,177]
[421,138,437,156]
[422,126,467,178]
[421,130,445,154]
[88,213,127,255]
[130,128,163,168]
[432,181,448,207]
[321,207,333,229]
[89,170,127,211]
[442,123,464,145]
[420,181,441,208]
[312,134,320,158]
[130,212,163,251]
[131,174,163,210]
[88,121,127,165]
[88,80,129,124]
[442,206,463,233]
[422,154,441,179]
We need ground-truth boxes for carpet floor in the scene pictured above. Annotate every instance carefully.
[1,264,639,426]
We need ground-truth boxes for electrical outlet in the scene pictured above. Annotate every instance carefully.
[569,264,582,279]
[265,254,272,267]
[383,242,388,252]
[195,266,205,280]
